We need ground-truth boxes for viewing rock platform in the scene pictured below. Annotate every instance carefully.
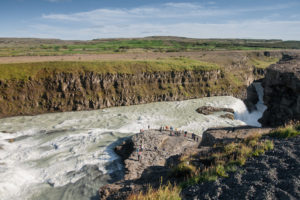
[99,129,200,199]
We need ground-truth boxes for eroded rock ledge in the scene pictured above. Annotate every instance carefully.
[99,130,200,199]
[260,55,300,126]
[201,126,272,146]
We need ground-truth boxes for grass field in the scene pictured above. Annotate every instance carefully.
[0,58,220,80]
[1,37,300,57]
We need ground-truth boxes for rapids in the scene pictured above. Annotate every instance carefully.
[0,92,266,200]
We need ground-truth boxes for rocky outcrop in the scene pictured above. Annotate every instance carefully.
[196,106,234,115]
[200,126,273,146]
[182,136,300,200]
[244,82,260,112]
[259,55,300,126]
[99,130,200,200]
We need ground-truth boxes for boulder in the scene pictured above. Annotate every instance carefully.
[196,106,234,115]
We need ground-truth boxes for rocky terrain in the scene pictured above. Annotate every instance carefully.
[260,55,300,126]
[100,127,300,200]
[182,135,300,200]
[200,126,272,146]
[99,130,200,199]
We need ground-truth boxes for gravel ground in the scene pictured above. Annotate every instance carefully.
[182,136,300,200]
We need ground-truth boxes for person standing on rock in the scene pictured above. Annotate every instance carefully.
[140,144,143,152]
[136,147,141,161]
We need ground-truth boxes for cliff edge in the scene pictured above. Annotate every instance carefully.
[260,55,300,126]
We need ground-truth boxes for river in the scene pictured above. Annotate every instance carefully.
[0,86,266,200]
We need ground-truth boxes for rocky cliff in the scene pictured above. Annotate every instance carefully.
[259,55,300,126]
[0,67,244,118]
[0,51,285,118]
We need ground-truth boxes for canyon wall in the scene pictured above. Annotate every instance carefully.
[0,51,288,118]
[0,69,246,118]
[259,55,300,126]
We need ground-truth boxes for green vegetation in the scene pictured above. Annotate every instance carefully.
[269,122,300,138]
[127,135,275,199]
[127,182,181,200]
[173,136,274,189]
[1,37,300,57]
[249,57,280,69]
[0,58,220,81]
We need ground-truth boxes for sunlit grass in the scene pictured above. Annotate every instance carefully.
[269,122,300,138]
[176,136,274,188]
[127,182,181,200]
[0,58,220,80]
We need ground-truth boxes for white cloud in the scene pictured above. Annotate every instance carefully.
[42,3,232,25]
[15,20,299,41]
[8,2,300,40]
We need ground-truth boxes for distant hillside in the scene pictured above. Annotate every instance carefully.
[0,36,300,57]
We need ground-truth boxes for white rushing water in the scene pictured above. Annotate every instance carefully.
[0,92,266,200]
[234,82,267,127]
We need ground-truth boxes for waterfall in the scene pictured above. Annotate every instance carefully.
[234,82,267,127]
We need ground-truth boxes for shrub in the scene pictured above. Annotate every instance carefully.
[264,140,274,150]
[215,165,228,177]
[171,162,196,178]
[269,125,300,138]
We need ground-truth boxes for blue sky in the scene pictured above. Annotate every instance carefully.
[0,0,300,40]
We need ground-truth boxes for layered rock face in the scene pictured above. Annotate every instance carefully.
[0,69,246,118]
[259,55,300,126]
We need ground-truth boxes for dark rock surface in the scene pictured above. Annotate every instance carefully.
[260,55,300,126]
[244,82,259,112]
[201,126,272,146]
[196,106,234,115]
[182,136,300,200]
[99,130,200,200]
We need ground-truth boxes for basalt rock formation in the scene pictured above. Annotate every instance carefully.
[0,67,248,118]
[99,130,200,200]
[259,55,300,126]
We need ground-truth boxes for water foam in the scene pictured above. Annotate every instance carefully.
[234,83,267,127]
